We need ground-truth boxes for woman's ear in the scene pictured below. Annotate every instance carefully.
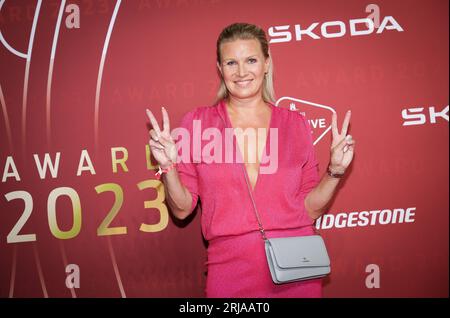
[216,62,223,76]
[264,55,271,74]
[265,49,273,74]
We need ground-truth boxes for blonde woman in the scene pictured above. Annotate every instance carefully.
[146,23,355,297]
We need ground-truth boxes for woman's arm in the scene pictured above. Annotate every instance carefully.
[304,170,342,220]
[146,107,196,220]
[305,111,356,220]
[162,168,194,220]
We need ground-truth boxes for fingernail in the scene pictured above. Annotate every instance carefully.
[346,135,352,140]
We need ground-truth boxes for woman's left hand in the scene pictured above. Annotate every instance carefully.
[329,110,355,174]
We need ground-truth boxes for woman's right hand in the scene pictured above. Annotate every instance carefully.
[146,107,177,169]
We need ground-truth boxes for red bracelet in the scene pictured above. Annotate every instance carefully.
[155,162,176,180]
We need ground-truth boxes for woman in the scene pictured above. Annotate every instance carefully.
[145,23,355,297]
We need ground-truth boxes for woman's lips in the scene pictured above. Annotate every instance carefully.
[234,79,253,87]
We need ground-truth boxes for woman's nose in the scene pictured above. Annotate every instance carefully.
[237,62,247,77]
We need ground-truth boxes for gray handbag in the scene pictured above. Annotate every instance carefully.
[265,235,331,283]
[240,163,331,284]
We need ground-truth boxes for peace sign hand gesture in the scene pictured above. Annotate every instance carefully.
[329,110,356,174]
[146,107,178,169]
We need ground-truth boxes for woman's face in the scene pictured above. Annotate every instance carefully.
[218,38,270,101]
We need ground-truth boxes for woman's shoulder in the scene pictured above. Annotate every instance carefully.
[190,104,219,117]
[178,102,221,127]
[271,103,308,123]
[181,104,219,119]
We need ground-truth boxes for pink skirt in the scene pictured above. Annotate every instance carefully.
[205,227,323,298]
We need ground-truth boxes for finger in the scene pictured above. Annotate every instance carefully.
[340,110,351,136]
[161,106,171,134]
[149,139,165,150]
[157,134,173,147]
[146,109,162,136]
[344,135,354,144]
[337,135,348,148]
[335,135,352,152]
[344,140,355,153]
[149,129,160,142]
[345,145,354,153]
[346,139,355,146]
[331,112,339,139]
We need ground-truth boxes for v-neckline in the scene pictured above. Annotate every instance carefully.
[221,100,274,193]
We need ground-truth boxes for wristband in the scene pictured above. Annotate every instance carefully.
[155,162,176,179]
[327,166,345,178]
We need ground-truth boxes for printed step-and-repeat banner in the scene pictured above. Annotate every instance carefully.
[0,0,448,297]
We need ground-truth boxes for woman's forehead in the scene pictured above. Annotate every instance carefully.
[220,39,263,58]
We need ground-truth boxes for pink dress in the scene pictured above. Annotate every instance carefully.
[175,99,322,298]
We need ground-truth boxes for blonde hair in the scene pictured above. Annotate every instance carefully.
[215,22,276,104]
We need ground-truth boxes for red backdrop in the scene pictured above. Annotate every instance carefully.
[0,0,448,297]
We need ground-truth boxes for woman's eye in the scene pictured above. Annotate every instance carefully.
[248,58,257,63]
[226,61,236,66]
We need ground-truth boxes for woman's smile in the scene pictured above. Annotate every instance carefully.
[234,79,253,88]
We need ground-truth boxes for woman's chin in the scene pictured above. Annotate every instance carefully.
[228,89,260,100]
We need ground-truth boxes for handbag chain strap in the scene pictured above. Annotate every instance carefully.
[240,163,268,241]
[219,109,267,241]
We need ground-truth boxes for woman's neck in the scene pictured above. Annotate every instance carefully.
[226,95,268,116]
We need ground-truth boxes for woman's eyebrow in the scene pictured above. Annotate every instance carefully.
[223,55,258,61]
